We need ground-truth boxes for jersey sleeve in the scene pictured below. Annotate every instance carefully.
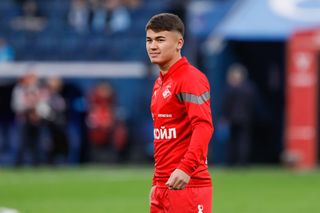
[176,71,214,176]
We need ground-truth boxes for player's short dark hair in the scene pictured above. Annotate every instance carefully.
[145,13,184,37]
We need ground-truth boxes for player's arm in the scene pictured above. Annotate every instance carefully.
[166,73,213,190]
[177,74,213,176]
[166,74,213,190]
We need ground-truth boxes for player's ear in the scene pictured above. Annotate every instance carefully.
[177,37,184,51]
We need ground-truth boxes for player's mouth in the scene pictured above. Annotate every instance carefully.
[149,52,160,58]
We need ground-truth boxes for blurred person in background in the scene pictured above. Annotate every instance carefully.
[11,0,47,32]
[0,37,15,156]
[42,77,69,165]
[89,0,106,33]
[168,0,189,23]
[0,82,15,156]
[101,0,131,34]
[86,82,128,163]
[11,71,43,166]
[68,0,90,33]
[146,13,213,213]
[0,37,15,62]
[75,0,131,34]
[123,0,142,18]
[60,82,87,163]
[123,0,142,10]
[221,63,257,167]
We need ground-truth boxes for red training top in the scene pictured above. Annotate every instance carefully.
[150,57,214,188]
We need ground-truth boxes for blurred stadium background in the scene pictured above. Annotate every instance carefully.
[0,0,320,212]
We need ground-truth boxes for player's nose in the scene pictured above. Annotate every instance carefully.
[149,41,158,49]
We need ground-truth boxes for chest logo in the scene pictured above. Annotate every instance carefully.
[162,85,172,99]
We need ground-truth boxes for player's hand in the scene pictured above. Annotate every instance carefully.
[165,169,190,190]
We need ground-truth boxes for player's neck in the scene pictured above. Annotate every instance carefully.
[159,55,182,75]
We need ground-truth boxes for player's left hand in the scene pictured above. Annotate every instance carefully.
[166,169,190,190]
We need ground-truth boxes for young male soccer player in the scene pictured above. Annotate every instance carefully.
[146,13,214,213]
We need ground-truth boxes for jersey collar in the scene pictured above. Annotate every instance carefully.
[160,57,188,81]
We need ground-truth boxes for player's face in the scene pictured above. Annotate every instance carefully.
[146,30,183,68]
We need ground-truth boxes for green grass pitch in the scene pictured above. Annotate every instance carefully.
[0,166,319,213]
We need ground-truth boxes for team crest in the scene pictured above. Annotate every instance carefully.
[162,85,171,99]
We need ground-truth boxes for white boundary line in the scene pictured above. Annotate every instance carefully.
[0,62,147,78]
[0,208,19,213]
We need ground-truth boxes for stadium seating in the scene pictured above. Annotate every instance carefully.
[0,0,233,61]
[0,0,168,61]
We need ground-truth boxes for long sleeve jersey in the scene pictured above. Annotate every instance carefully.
[151,57,214,188]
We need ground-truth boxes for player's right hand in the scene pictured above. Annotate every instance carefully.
[166,169,190,190]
